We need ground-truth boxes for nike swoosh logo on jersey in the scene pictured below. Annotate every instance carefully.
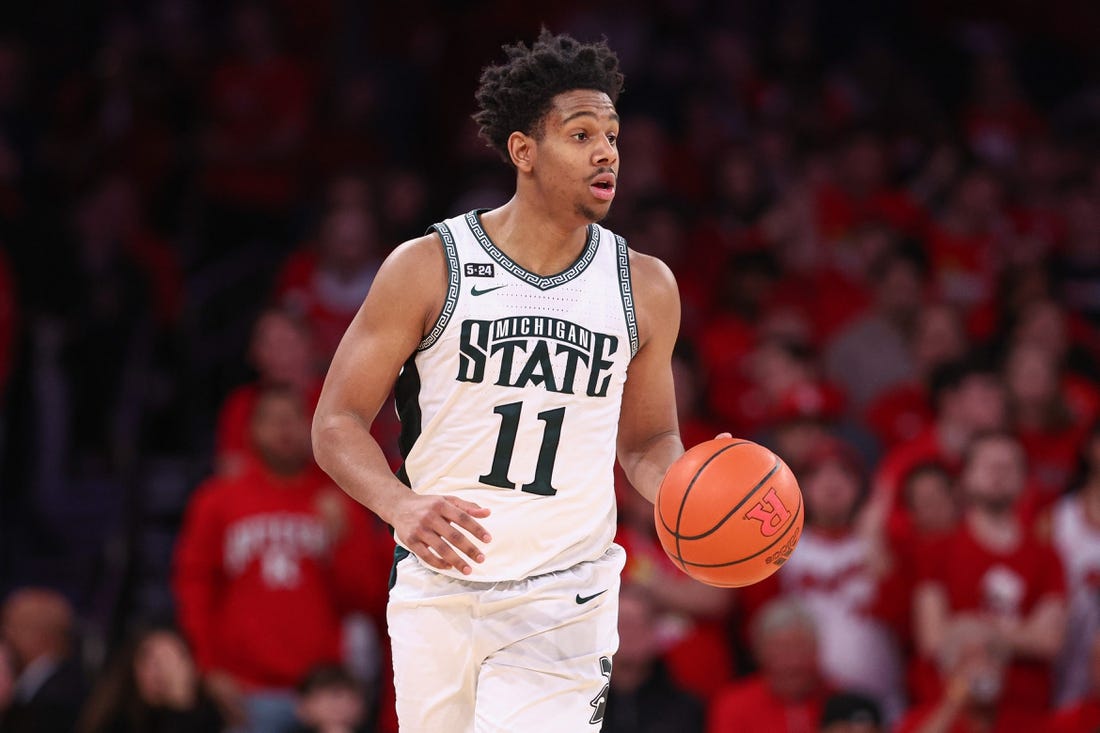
[575,590,608,604]
[470,284,506,296]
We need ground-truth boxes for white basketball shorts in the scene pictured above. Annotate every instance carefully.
[387,543,626,733]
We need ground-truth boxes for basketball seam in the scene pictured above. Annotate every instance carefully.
[677,496,803,568]
[674,459,781,541]
[668,441,749,572]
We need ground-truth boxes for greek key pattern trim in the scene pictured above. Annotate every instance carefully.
[465,211,599,290]
[615,234,639,357]
[418,222,461,351]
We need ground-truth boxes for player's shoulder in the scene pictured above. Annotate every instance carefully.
[624,248,678,303]
[380,230,446,277]
[623,248,679,344]
[366,230,449,309]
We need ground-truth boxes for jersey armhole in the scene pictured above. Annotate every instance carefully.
[418,222,461,351]
[615,234,640,357]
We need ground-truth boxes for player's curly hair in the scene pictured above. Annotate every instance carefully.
[473,29,625,165]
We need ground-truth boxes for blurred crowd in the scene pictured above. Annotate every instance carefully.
[3,0,1100,731]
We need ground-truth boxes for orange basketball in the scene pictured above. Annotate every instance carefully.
[654,437,804,588]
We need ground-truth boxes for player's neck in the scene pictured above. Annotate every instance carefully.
[480,197,591,277]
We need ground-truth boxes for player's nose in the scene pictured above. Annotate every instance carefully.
[592,136,616,166]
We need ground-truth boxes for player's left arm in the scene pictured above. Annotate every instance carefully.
[616,251,684,504]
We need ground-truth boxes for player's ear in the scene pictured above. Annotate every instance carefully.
[508,131,535,173]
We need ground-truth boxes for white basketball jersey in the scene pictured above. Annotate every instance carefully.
[394,210,638,582]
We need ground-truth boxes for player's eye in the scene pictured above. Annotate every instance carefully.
[573,131,588,142]
[607,133,618,145]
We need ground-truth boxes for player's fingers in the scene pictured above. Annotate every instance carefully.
[441,500,493,543]
[410,542,450,572]
[713,432,733,440]
[429,516,486,565]
[446,496,492,519]
[424,534,476,575]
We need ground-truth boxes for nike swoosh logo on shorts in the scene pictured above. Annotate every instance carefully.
[575,590,608,604]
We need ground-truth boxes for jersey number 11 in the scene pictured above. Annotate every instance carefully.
[479,401,564,496]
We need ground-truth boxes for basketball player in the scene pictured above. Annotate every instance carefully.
[312,31,692,732]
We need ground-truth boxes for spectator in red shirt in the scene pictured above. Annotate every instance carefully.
[925,167,1007,313]
[864,302,968,449]
[1047,633,1100,733]
[708,598,829,733]
[912,431,1066,716]
[873,356,1007,529]
[900,462,961,543]
[1003,341,1087,514]
[174,386,388,733]
[1008,298,1100,425]
[896,617,1045,733]
[812,130,926,252]
[275,201,381,364]
[215,307,321,476]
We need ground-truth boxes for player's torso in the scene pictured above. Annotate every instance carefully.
[395,210,637,581]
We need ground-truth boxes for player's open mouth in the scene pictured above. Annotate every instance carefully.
[590,175,616,201]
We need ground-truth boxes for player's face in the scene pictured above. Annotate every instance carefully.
[535,90,619,223]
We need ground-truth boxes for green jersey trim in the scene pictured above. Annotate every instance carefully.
[418,222,461,351]
[465,210,599,291]
[615,234,639,357]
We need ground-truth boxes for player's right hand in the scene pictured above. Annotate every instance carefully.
[392,494,491,575]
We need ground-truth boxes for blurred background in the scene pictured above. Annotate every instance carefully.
[3,0,1100,732]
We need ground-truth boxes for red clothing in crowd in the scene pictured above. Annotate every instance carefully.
[874,425,963,536]
[275,249,378,362]
[1016,423,1087,518]
[707,676,826,733]
[215,381,323,472]
[173,461,389,690]
[893,702,1049,733]
[813,184,927,245]
[772,268,872,347]
[914,522,1067,713]
[863,381,934,449]
[215,381,403,472]
[926,224,999,312]
[1047,699,1100,733]
[202,55,311,208]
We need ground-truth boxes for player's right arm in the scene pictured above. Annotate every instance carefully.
[312,233,491,576]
